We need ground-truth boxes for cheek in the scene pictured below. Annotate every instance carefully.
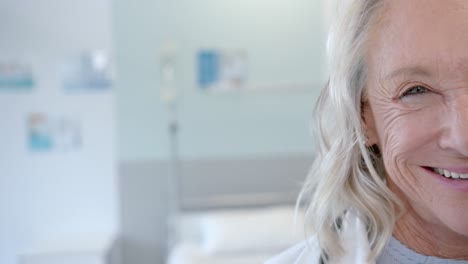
[380,124,414,185]
[376,102,439,201]
[377,119,429,205]
[374,107,410,159]
[372,90,442,159]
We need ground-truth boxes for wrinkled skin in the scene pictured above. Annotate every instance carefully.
[363,0,468,259]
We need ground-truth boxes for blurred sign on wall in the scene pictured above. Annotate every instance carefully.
[0,60,35,91]
[197,49,247,92]
[61,50,112,92]
[27,113,82,152]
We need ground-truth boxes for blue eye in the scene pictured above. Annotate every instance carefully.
[401,85,428,97]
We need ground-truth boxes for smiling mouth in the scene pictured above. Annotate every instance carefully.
[428,167,468,180]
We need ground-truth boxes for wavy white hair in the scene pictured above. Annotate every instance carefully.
[299,0,403,262]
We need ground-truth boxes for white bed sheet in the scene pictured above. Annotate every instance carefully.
[167,243,277,264]
[167,206,309,264]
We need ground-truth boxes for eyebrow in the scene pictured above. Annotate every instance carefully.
[383,65,433,81]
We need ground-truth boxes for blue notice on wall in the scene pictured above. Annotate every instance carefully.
[62,51,112,92]
[0,61,34,91]
[27,113,82,153]
[198,50,220,89]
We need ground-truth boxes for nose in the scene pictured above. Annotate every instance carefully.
[439,94,468,156]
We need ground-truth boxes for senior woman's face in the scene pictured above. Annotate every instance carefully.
[365,0,468,255]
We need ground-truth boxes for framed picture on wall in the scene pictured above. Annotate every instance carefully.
[27,113,82,152]
[197,49,247,92]
[0,60,35,91]
[61,50,113,92]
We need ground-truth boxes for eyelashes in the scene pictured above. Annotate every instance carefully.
[400,85,429,99]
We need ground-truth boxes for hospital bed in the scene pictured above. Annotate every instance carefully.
[165,155,312,264]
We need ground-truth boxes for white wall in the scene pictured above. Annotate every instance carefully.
[0,1,118,263]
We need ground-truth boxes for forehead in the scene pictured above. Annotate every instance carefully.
[367,0,468,80]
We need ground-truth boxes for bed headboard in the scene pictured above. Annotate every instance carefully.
[178,154,313,210]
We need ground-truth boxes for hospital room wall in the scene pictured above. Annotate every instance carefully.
[0,1,328,263]
[0,1,118,264]
[114,0,327,161]
[114,0,328,263]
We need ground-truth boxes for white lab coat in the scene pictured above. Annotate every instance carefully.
[265,212,375,264]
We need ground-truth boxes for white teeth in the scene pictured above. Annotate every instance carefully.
[444,170,451,178]
[433,168,468,179]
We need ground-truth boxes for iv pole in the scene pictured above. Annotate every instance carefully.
[160,42,181,254]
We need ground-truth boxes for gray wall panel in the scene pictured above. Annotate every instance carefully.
[120,161,169,264]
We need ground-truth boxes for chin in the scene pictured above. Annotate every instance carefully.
[431,205,468,239]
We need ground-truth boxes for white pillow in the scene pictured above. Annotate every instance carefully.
[199,206,308,255]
